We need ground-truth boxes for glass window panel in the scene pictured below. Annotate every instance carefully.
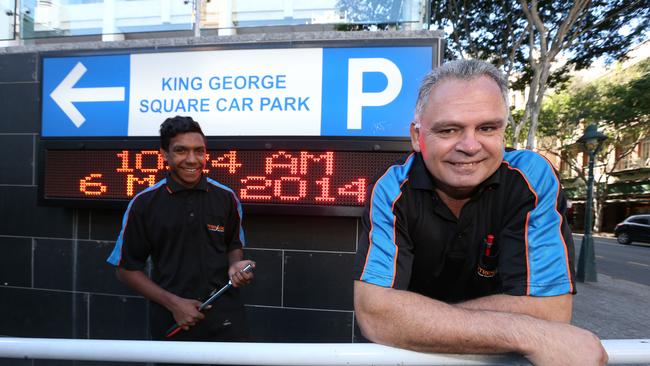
[640,138,650,166]
[616,153,635,170]
[15,0,427,39]
[615,137,641,171]
[202,0,423,31]
[21,0,193,39]
[1,0,16,40]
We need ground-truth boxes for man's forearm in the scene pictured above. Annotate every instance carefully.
[116,268,179,310]
[353,280,607,364]
[456,293,573,323]
[228,248,244,265]
[355,281,538,354]
[116,268,206,328]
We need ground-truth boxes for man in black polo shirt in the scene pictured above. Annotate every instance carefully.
[107,116,254,344]
[353,60,608,365]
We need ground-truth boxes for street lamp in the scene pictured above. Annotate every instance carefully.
[576,124,607,282]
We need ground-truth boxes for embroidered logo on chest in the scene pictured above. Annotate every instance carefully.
[207,224,225,232]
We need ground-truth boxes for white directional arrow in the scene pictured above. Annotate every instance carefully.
[50,62,125,127]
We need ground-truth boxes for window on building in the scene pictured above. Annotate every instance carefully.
[560,151,568,173]
[641,138,650,167]
[64,0,102,4]
[560,150,577,178]
[615,139,638,170]
[616,153,635,170]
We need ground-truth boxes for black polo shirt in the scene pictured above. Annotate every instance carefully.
[354,150,575,303]
[107,174,246,339]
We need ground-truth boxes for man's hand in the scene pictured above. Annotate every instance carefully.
[115,268,208,332]
[524,321,608,366]
[169,296,205,331]
[228,260,255,287]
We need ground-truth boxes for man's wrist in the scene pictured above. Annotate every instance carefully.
[160,291,183,312]
[227,248,244,266]
[508,314,546,355]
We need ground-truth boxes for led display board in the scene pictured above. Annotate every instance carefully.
[39,139,411,216]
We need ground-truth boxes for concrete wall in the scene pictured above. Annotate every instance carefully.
[0,31,442,366]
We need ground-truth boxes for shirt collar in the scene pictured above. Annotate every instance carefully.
[476,165,501,195]
[165,173,208,193]
[409,152,502,195]
[409,153,436,190]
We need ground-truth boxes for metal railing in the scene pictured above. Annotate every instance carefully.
[0,337,649,365]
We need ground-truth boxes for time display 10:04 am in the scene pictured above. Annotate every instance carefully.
[44,149,405,206]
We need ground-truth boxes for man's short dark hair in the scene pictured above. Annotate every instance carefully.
[159,116,205,151]
[415,59,510,121]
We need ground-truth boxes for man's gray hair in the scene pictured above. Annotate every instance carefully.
[414,59,510,120]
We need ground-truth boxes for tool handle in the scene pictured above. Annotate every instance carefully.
[239,263,255,274]
[198,282,232,311]
[164,323,182,338]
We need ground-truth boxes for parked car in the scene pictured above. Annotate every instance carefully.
[614,214,650,245]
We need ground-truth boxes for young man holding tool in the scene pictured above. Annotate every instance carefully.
[107,115,254,344]
[354,60,608,365]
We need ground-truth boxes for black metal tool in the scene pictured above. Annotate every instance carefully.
[165,263,254,338]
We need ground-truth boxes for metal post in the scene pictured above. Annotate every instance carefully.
[193,0,201,37]
[577,149,597,282]
[424,0,432,29]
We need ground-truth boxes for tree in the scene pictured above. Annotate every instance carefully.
[537,58,650,231]
[429,0,649,149]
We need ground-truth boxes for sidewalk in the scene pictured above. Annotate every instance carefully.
[573,273,650,340]
[571,233,650,340]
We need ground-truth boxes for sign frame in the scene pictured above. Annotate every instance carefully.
[37,36,442,216]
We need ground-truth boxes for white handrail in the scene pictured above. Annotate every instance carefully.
[0,337,648,365]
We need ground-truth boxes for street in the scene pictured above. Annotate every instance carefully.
[574,234,650,286]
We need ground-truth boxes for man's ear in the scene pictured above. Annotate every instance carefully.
[160,148,169,162]
[410,121,421,152]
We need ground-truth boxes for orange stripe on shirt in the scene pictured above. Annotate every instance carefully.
[360,167,396,281]
[389,179,409,288]
[524,212,531,295]
[360,154,413,285]
[504,161,539,296]
[360,182,380,282]
[540,155,575,292]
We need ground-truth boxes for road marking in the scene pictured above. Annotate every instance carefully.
[627,261,650,268]
[572,234,618,245]
[596,255,604,259]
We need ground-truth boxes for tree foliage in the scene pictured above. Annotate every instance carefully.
[537,58,650,231]
[539,58,650,138]
[429,0,649,149]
